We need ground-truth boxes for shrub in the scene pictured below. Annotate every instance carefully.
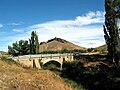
[0,56,19,65]
[62,61,84,79]
[43,61,61,72]
[63,78,85,90]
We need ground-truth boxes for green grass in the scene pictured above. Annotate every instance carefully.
[0,56,12,61]
[0,56,20,66]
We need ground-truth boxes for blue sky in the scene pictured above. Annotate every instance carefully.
[0,0,105,52]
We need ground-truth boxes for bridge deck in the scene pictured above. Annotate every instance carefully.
[12,54,73,61]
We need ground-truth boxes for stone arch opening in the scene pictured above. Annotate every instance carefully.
[42,60,61,70]
[33,59,36,68]
[63,57,65,62]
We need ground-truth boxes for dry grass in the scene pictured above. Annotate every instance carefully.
[0,58,78,90]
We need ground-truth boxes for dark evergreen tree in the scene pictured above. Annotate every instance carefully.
[35,33,39,54]
[104,0,120,66]
[29,31,39,54]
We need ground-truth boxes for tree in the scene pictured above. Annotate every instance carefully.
[104,0,120,66]
[35,33,39,54]
[29,31,39,54]
[8,31,39,56]
[8,40,30,56]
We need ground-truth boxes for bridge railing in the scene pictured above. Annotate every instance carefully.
[12,54,73,61]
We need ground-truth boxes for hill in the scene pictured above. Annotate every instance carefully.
[0,51,6,54]
[96,44,107,51]
[0,57,78,90]
[39,37,86,52]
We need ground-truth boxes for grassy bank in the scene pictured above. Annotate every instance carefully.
[0,56,79,90]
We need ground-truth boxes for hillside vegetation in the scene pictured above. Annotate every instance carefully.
[0,57,78,90]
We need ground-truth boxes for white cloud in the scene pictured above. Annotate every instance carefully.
[76,11,104,25]
[13,29,24,33]
[26,11,105,48]
[0,24,3,28]
[30,11,104,29]
[7,22,24,26]
[1,11,106,51]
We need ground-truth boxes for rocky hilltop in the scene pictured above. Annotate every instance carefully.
[39,37,86,52]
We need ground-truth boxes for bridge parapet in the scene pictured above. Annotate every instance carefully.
[12,54,73,69]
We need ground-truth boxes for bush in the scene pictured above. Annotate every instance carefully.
[43,64,57,70]
[62,61,84,79]
[43,61,61,72]
[63,78,85,90]
[39,49,87,54]
[39,51,59,54]
[0,56,19,65]
[1,56,13,62]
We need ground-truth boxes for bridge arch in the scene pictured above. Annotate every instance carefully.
[41,59,63,69]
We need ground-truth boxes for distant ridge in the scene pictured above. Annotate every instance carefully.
[96,44,107,51]
[0,51,6,54]
[39,37,86,52]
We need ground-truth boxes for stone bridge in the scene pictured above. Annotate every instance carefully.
[12,54,73,69]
